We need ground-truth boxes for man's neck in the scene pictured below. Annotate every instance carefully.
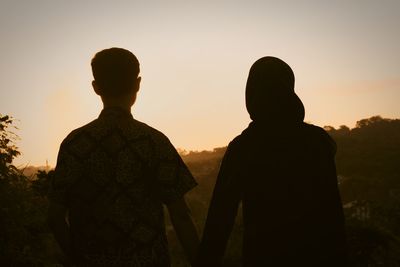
[101,96,133,113]
[102,103,132,113]
[100,93,136,113]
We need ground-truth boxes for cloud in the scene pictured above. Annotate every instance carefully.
[323,78,400,96]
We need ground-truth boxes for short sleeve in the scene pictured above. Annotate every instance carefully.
[48,141,83,206]
[155,137,197,204]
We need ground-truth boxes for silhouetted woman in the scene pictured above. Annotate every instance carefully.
[197,57,347,267]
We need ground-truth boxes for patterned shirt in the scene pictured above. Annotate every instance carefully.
[49,107,197,267]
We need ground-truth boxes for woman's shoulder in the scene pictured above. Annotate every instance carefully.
[302,123,337,155]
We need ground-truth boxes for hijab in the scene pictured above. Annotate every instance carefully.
[245,57,305,125]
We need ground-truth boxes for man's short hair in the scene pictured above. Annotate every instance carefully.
[91,47,140,97]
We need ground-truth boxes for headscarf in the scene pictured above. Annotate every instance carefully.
[245,57,305,124]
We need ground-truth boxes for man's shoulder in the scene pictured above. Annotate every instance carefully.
[59,117,176,161]
[129,119,171,144]
[60,120,97,148]
[63,117,168,141]
[131,120,180,159]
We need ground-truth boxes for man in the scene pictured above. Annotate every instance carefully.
[197,57,347,266]
[48,48,199,267]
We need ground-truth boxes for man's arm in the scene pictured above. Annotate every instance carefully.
[167,197,199,266]
[47,202,73,264]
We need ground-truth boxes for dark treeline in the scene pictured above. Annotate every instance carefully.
[1,115,400,266]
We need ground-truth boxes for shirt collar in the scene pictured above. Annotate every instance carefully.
[99,107,133,119]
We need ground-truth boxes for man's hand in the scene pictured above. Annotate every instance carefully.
[47,202,73,264]
[167,197,200,266]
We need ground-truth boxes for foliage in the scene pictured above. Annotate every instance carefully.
[0,114,57,266]
[0,115,20,181]
[346,218,400,267]
[326,116,400,266]
[329,117,400,230]
[324,116,400,266]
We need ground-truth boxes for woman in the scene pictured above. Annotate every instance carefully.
[197,57,347,267]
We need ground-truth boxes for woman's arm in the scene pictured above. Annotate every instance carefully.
[196,145,242,267]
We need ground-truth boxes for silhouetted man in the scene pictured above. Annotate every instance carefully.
[197,57,347,267]
[48,48,199,267]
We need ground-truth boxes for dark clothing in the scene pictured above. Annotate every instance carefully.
[49,107,197,267]
[198,122,347,267]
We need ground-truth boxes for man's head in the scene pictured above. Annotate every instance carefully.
[91,48,141,108]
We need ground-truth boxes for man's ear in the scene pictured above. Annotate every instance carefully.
[135,76,141,93]
[92,80,101,95]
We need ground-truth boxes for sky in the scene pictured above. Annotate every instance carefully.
[0,0,399,167]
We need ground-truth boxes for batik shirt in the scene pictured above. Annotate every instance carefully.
[49,107,197,267]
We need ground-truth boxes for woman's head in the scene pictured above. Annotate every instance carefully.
[245,57,304,124]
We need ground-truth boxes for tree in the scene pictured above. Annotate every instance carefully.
[326,116,400,265]
[0,115,20,181]
[0,114,56,266]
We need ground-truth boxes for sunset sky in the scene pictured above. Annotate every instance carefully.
[1,0,399,167]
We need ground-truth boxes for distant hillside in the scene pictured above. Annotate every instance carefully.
[20,165,51,178]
